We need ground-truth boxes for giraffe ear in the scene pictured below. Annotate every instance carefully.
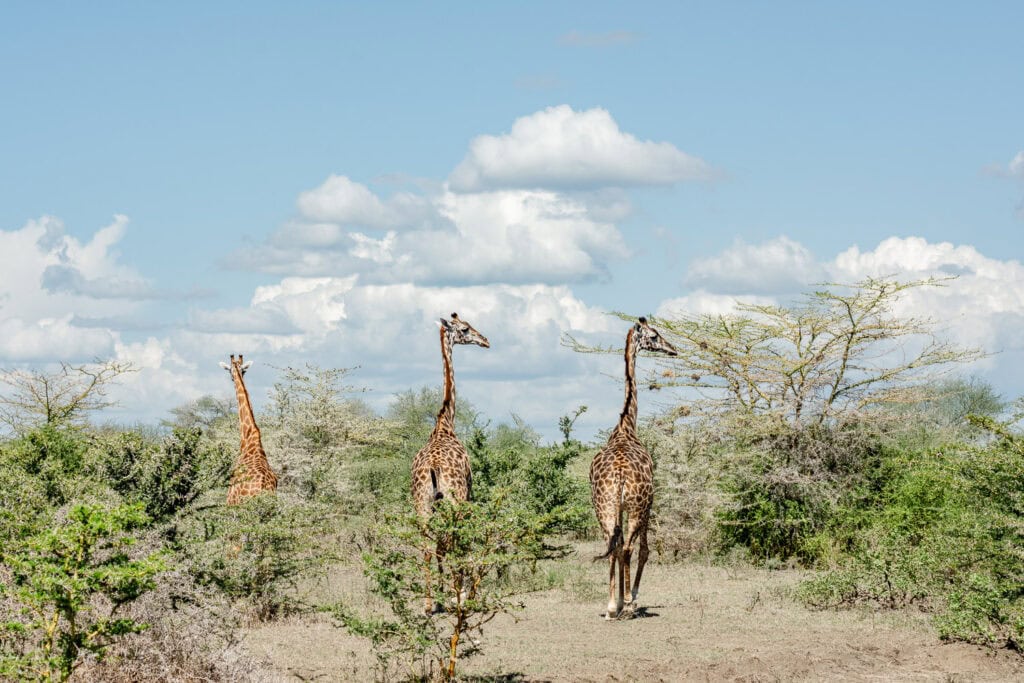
[439,317,451,330]
[219,362,231,371]
[240,361,254,372]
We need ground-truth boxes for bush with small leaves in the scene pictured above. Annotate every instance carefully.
[86,427,233,523]
[335,494,551,682]
[798,412,1024,651]
[261,364,390,504]
[0,457,50,547]
[468,420,592,540]
[0,504,165,682]
[177,493,335,621]
[3,425,100,508]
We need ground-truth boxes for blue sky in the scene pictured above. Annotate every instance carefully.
[1,2,1023,439]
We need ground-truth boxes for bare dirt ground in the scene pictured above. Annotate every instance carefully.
[242,544,1024,682]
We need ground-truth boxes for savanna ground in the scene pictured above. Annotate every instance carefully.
[245,545,1024,682]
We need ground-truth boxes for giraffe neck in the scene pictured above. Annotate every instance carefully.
[617,327,639,434]
[434,326,456,435]
[231,368,263,448]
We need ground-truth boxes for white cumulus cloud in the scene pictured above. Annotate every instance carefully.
[685,236,825,294]
[829,237,1024,353]
[449,105,714,192]
[656,291,778,319]
[0,216,163,364]
[103,338,210,426]
[238,188,629,285]
[292,175,443,235]
[0,316,117,362]
[666,235,1024,397]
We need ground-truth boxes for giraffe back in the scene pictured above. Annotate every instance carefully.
[590,427,654,520]
[411,431,472,518]
[226,441,278,505]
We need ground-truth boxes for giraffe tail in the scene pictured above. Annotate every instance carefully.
[594,523,623,561]
[430,469,444,502]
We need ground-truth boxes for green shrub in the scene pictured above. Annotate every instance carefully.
[0,504,165,682]
[798,418,1024,650]
[3,426,101,507]
[177,493,334,620]
[714,419,883,563]
[350,451,410,512]
[0,458,50,546]
[468,422,592,539]
[87,427,232,523]
[335,494,551,682]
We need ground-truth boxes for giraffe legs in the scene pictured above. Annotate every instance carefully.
[597,508,624,620]
[606,551,622,620]
[423,549,437,615]
[621,542,633,612]
[423,543,452,615]
[630,521,650,607]
[620,514,640,613]
[606,516,647,618]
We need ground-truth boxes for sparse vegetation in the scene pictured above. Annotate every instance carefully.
[335,496,552,681]
[798,409,1024,650]
[0,278,1020,680]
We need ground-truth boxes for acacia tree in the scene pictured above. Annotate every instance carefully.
[567,278,988,560]
[0,360,136,434]
[569,277,985,427]
[260,364,390,500]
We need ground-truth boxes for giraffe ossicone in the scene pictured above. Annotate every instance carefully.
[223,354,278,506]
[589,317,677,620]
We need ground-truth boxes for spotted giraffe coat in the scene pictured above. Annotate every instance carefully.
[410,314,488,518]
[224,355,278,505]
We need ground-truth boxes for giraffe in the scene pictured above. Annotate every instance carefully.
[220,354,278,505]
[410,312,489,613]
[590,317,677,620]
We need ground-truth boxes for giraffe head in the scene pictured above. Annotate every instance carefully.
[634,317,678,356]
[219,354,254,376]
[439,312,490,348]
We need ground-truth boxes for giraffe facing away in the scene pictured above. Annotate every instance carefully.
[220,354,278,505]
[411,313,489,613]
[590,317,677,619]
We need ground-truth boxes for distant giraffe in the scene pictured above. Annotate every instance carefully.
[411,313,489,613]
[220,354,278,505]
[590,317,677,619]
